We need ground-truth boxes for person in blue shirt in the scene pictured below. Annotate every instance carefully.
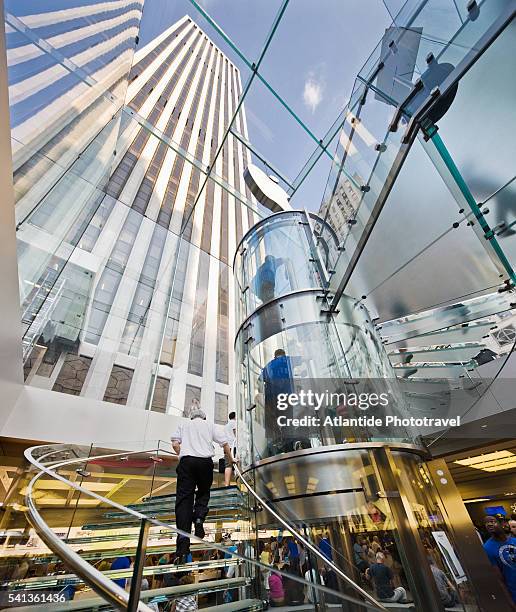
[483,515,516,604]
[110,555,131,589]
[318,534,333,561]
[253,255,286,303]
[286,537,300,570]
[259,349,303,455]
[260,349,302,405]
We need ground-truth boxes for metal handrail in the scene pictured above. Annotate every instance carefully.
[23,444,385,611]
[234,464,387,611]
[25,448,162,612]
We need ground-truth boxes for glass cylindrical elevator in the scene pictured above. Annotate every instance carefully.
[233,210,486,611]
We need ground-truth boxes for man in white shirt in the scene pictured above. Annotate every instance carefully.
[171,407,232,561]
[224,411,237,487]
[305,566,324,604]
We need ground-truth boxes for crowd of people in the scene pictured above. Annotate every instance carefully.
[351,533,412,604]
[256,533,341,607]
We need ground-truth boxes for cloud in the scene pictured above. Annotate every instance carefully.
[303,74,324,113]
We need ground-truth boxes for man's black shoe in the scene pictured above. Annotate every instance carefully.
[172,553,187,566]
[194,518,205,539]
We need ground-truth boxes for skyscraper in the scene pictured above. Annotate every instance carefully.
[14,10,258,425]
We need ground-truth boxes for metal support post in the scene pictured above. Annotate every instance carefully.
[127,518,150,612]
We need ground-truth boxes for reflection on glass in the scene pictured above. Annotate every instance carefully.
[235,211,419,462]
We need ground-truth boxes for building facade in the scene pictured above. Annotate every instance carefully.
[11,6,257,425]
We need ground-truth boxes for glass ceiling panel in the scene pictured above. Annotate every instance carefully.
[239,77,320,201]
[289,128,342,212]
[257,0,392,146]
[133,0,404,221]
[428,17,516,269]
[323,0,515,307]
[340,129,506,322]
[137,0,282,63]
[6,13,128,169]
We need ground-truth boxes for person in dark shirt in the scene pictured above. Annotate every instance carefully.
[366,552,407,603]
[282,562,305,605]
[318,534,333,561]
[483,515,516,604]
[353,536,368,573]
[253,255,286,303]
[110,556,131,589]
[321,567,341,604]
[259,349,303,454]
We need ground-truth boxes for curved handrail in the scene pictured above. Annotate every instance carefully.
[234,464,386,611]
[25,448,162,612]
[23,444,385,611]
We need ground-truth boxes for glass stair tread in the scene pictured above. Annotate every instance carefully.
[389,343,484,364]
[7,558,241,590]
[200,600,263,612]
[394,364,474,378]
[82,511,244,529]
[100,486,244,519]
[385,321,492,348]
[63,525,242,545]
[0,579,256,612]
[379,293,513,344]
[20,541,234,565]
[143,485,241,502]
[103,502,244,518]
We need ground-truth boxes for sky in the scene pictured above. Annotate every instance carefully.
[137,0,395,212]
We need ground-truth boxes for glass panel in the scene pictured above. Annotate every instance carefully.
[236,291,418,461]
[394,364,471,378]
[236,212,324,323]
[388,344,483,365]
[343,136,505,322]
[324,0,514,301]
[426,18,516,272]
[257,0,392,140]
[379,291,515,344]
[6,0,139,172]
[385,320,493,349]
[16,98,243,416]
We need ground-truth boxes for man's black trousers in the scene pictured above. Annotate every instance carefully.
[175,456,213,556]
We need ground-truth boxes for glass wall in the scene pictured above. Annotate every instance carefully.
[235,211,421,465]
[250,446,479,610]
[320,0,516,310]
[8,6,261,422]
[7,0,142,364]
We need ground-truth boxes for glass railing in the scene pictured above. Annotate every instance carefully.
[234,210,425,464]
[241,450,480,612]
[0,442,388,611]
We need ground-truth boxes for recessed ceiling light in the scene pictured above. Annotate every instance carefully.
[455,450,516,472]
[463,498,491,504]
